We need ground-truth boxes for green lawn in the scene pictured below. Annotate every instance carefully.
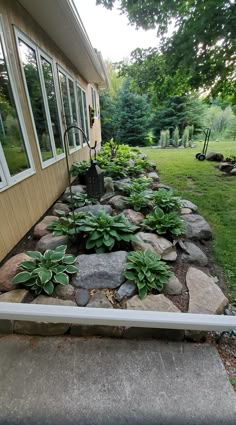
[144,141,236,301]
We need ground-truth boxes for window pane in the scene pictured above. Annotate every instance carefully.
[18,39,53,162]
[40,57,64,156]
[0,37,30,176]
[68,79,80,147]
[82,91,89,139]
[58,71,74,149]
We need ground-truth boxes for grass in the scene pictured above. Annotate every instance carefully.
[144,141,236,301]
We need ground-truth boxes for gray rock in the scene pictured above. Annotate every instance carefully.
[225,304,236,316]
[114,178,131,192]
[70,324,122,337]
[206,152,224,162]
[115,281,137,302]
[0,289,28,303]
[127,294,180,312]
[139,153,147,160]
[0,319,14,334]
[147,171,159,181]
[36,234,69,253]
[14,321,70,336]
[87,291,113,308]
[219,162,234,173]
[108,195,127,210]
[63,185,86,202]
[34,215,59,239]
[132,232,176,261]
[182,214,212,240]
[123,209,144,226]
[186,267,228,314]
[181,199,198,212]
[54,284,75,300]
[32,296,77,306]
[181,241,208,266]
[163,275,183,295]
[180,208,192,215]
[75,288,90,306]
[128,159,135,166]
[72,251,127,289]
[52,203,70,216]
[0,253,32,292]
[74,204,112,215]
[230,168,236,175]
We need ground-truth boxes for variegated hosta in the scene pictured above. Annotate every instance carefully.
[12,245,77,296]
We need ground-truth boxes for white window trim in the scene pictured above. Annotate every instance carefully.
[57,65,81,153]
[91,85,98,118]
[0,18,35,192]
[14,28,65,169]
[77,83,90,147]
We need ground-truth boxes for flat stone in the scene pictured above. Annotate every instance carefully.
[0,253,32,292]
[0,289,28,303]
[181,199,198,212]
[182,214,212,240]
[14,321,70,336]
[75,288,90,306]
[74,204,112,215]
[186,267,228,314]
[163,275,183,295]
[52,203,70,216]
[108,195,127,210]
[36,234,69,253]
[127,294,180,312]
[72,251,127,289]
[181,241,208,266]
[147,171,159,181]
[115,281,137,302]
[54,284,75,300]
[132,232,176,260]
[33,215,59,239]
[123,209,144,226]
[86,291,113,308]
[180,207,192,215]
[32,295,76,306]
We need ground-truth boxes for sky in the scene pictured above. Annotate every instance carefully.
[74,0,159,62]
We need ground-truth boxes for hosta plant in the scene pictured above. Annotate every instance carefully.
[12,245,77,296]
[122,177,152,195]
[124,249,172,299]
[70,161,89,177]
[77,211,138,253]
[151,189,182,213]
[126,191,152,212]
[67,193,97,209]
[144,207,185,238]
[47,211,87,237]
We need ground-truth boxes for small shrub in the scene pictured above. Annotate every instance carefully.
[165,129,170,147]
[70,161,89,177]
[182,127,189,148]
[77,211,138,253]
[144,207,185,238]
[151,189,182,212]
[12,245,77,296]
[124,249,172,299]
[160,130,166,148]
[173,127,179,147]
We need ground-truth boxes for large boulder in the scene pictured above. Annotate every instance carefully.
[181,200,198,212]
[181,241,208,267]
[74,204,112,215]
[123,209,144,226]
[0,289,28,303]
[132,232,177,261]
[86,291,113,308]
[72,251,127,289]
[186,267,228,314]
[36,234,68,253]
[33,216,59,239]
[182,214,212,240]
[206,152,224,162]
[0,253,32,292]
[127,294,180,312]
[108,195,127,211]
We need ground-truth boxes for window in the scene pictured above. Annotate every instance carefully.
[91,86,97,117]
[16,30,64,167]
[58,68,81,150]
[0,22,34,190]
[77,84,89,143]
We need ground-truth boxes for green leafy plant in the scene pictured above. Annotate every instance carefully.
[77,211,138,253]
[151,189,182,212]
[126,191,152,212]
[122,176,152,195]
[67,193,97,209]
[47,211,87,237]
[124,249,172,299]
[70,160,89,177]
[144,207,185,238]
[12,245,77,296]
[104,164,128,179]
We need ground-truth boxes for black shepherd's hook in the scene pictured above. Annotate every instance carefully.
[63,124,98,237]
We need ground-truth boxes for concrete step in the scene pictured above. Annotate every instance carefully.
[0,336,235,425]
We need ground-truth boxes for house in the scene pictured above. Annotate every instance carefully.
[0,0,108,262]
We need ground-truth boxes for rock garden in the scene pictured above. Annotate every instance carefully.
[0,142,231,339]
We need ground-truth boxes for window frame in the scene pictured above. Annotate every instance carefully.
[14,28,65,169]
[91,86,97,117]
[57,65,82,153]
[77,83,90,146]
[0,18,35,192]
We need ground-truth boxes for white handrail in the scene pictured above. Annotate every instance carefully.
[0,303,235,331]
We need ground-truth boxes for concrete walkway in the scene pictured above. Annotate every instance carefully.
[0,336,235,425]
